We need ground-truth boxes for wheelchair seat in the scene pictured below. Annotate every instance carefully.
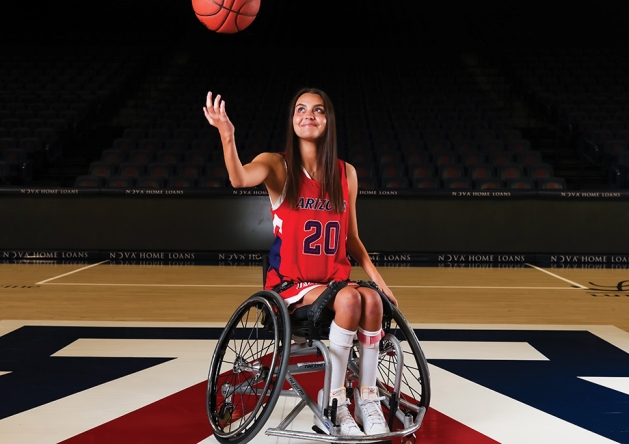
[282,279,394,343]
[289,305,335,339]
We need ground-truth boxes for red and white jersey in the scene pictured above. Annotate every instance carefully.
[265,159,351,303]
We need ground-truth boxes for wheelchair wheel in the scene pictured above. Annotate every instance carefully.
[207,291,291,444]
[378,305,430,424]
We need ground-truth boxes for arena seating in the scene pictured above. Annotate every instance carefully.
[11,15,629,191]
[1,45,149,186]
[65,44,572,191]
[495,47,629,188]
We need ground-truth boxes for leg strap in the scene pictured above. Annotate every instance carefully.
[306,280,349,340]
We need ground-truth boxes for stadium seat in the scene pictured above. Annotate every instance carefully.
[357,176,377,190]
[164,139,189,153]
[348,150,374,164]
[499,164,524,180]
[537,177,567,189]
[475,129,498,143]
[112,138,136,152]
[377,151,402,165]
[128,149,155,166]
[122,128,145,142]
[469,164,495,180]
[0,137,18,152]
[206,162,228,179]
[412,177,440,189]
[452,140,478,155]
[24,118,44,131]
[74,175,105,188]
[148,128,171,142]
[443,177,472,189]
[167,176,196,188]
[379,162,406,179]
[381,176,409,189]
[474,178,503,190]
[490,151,514,167]
[507,139,532,153]
[462,151,487,167]
[156,149,181,166]
[136,176,165,189]
[185,149,211,166]
[405,150,431,165]
[118,162,145,179]
[499,129,523,143]
[353,161,376,179]
[190,138,215,152]
[88,161,116,178]
[438,163,465,180]
[173,128,196,143]
[516,150,543,166]
[177,163,203,179]
[425,139,451,152]
[526,163,554,179]
[147,162,174,179]
[409,163,436,180]
[138,138,163,153]
[198,176,226,188]
[433,150,459,167]
[506,178,535,189]
[10,127,32,140]
[101,148,127,165]
[106,176,135,188]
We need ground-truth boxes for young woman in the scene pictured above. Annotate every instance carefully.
[203,87,398,436]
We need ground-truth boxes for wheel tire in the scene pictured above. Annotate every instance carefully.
[207,291,291,443]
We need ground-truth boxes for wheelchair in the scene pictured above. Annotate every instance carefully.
[206,279,431,444]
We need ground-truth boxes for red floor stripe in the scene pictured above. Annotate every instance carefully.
[60,382,211,444]
[60,356,498,444]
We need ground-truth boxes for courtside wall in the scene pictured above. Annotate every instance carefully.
[1,188,628,264]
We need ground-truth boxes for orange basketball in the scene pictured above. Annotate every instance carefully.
[192,0,261,34]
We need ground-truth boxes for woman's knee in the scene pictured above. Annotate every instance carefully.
[333,287,363,316]
[360,288,383,317]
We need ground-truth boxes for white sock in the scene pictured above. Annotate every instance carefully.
[358,327,383,390]
[328,321,356,393]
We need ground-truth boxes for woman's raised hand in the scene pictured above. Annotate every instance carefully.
[203,92,235,138]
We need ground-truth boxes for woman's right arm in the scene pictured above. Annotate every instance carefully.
[203,91,274,189]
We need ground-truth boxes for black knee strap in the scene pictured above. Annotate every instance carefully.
[306,280,349,340]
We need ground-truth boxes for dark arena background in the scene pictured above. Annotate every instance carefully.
[1,1,629,265]
[2,3,629,444]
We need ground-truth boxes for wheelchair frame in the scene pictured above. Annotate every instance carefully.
[206,283,431,444]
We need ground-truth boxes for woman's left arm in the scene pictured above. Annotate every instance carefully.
[345,163,398,307]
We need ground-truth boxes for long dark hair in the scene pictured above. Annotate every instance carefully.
[283,87,343,213]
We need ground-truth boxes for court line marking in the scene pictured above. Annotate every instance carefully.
[35,261,110,285]
[39,283,263,287]
[34,262,588,290]
[392,285,582,290]
[37,282,581,290]
[30,263,590,291]
[525,263,589,289]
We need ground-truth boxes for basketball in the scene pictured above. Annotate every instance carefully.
[192,0,261,34]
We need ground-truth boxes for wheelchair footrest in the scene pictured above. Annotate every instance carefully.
[266,427,421,443]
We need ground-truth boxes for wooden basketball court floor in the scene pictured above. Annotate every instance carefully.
[1,261,628,443]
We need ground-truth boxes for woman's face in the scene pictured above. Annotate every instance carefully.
[293,93,327,142]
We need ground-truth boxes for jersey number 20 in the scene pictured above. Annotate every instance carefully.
[303,220,340,255]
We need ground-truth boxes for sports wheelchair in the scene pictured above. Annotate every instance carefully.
[206,279,431,444]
